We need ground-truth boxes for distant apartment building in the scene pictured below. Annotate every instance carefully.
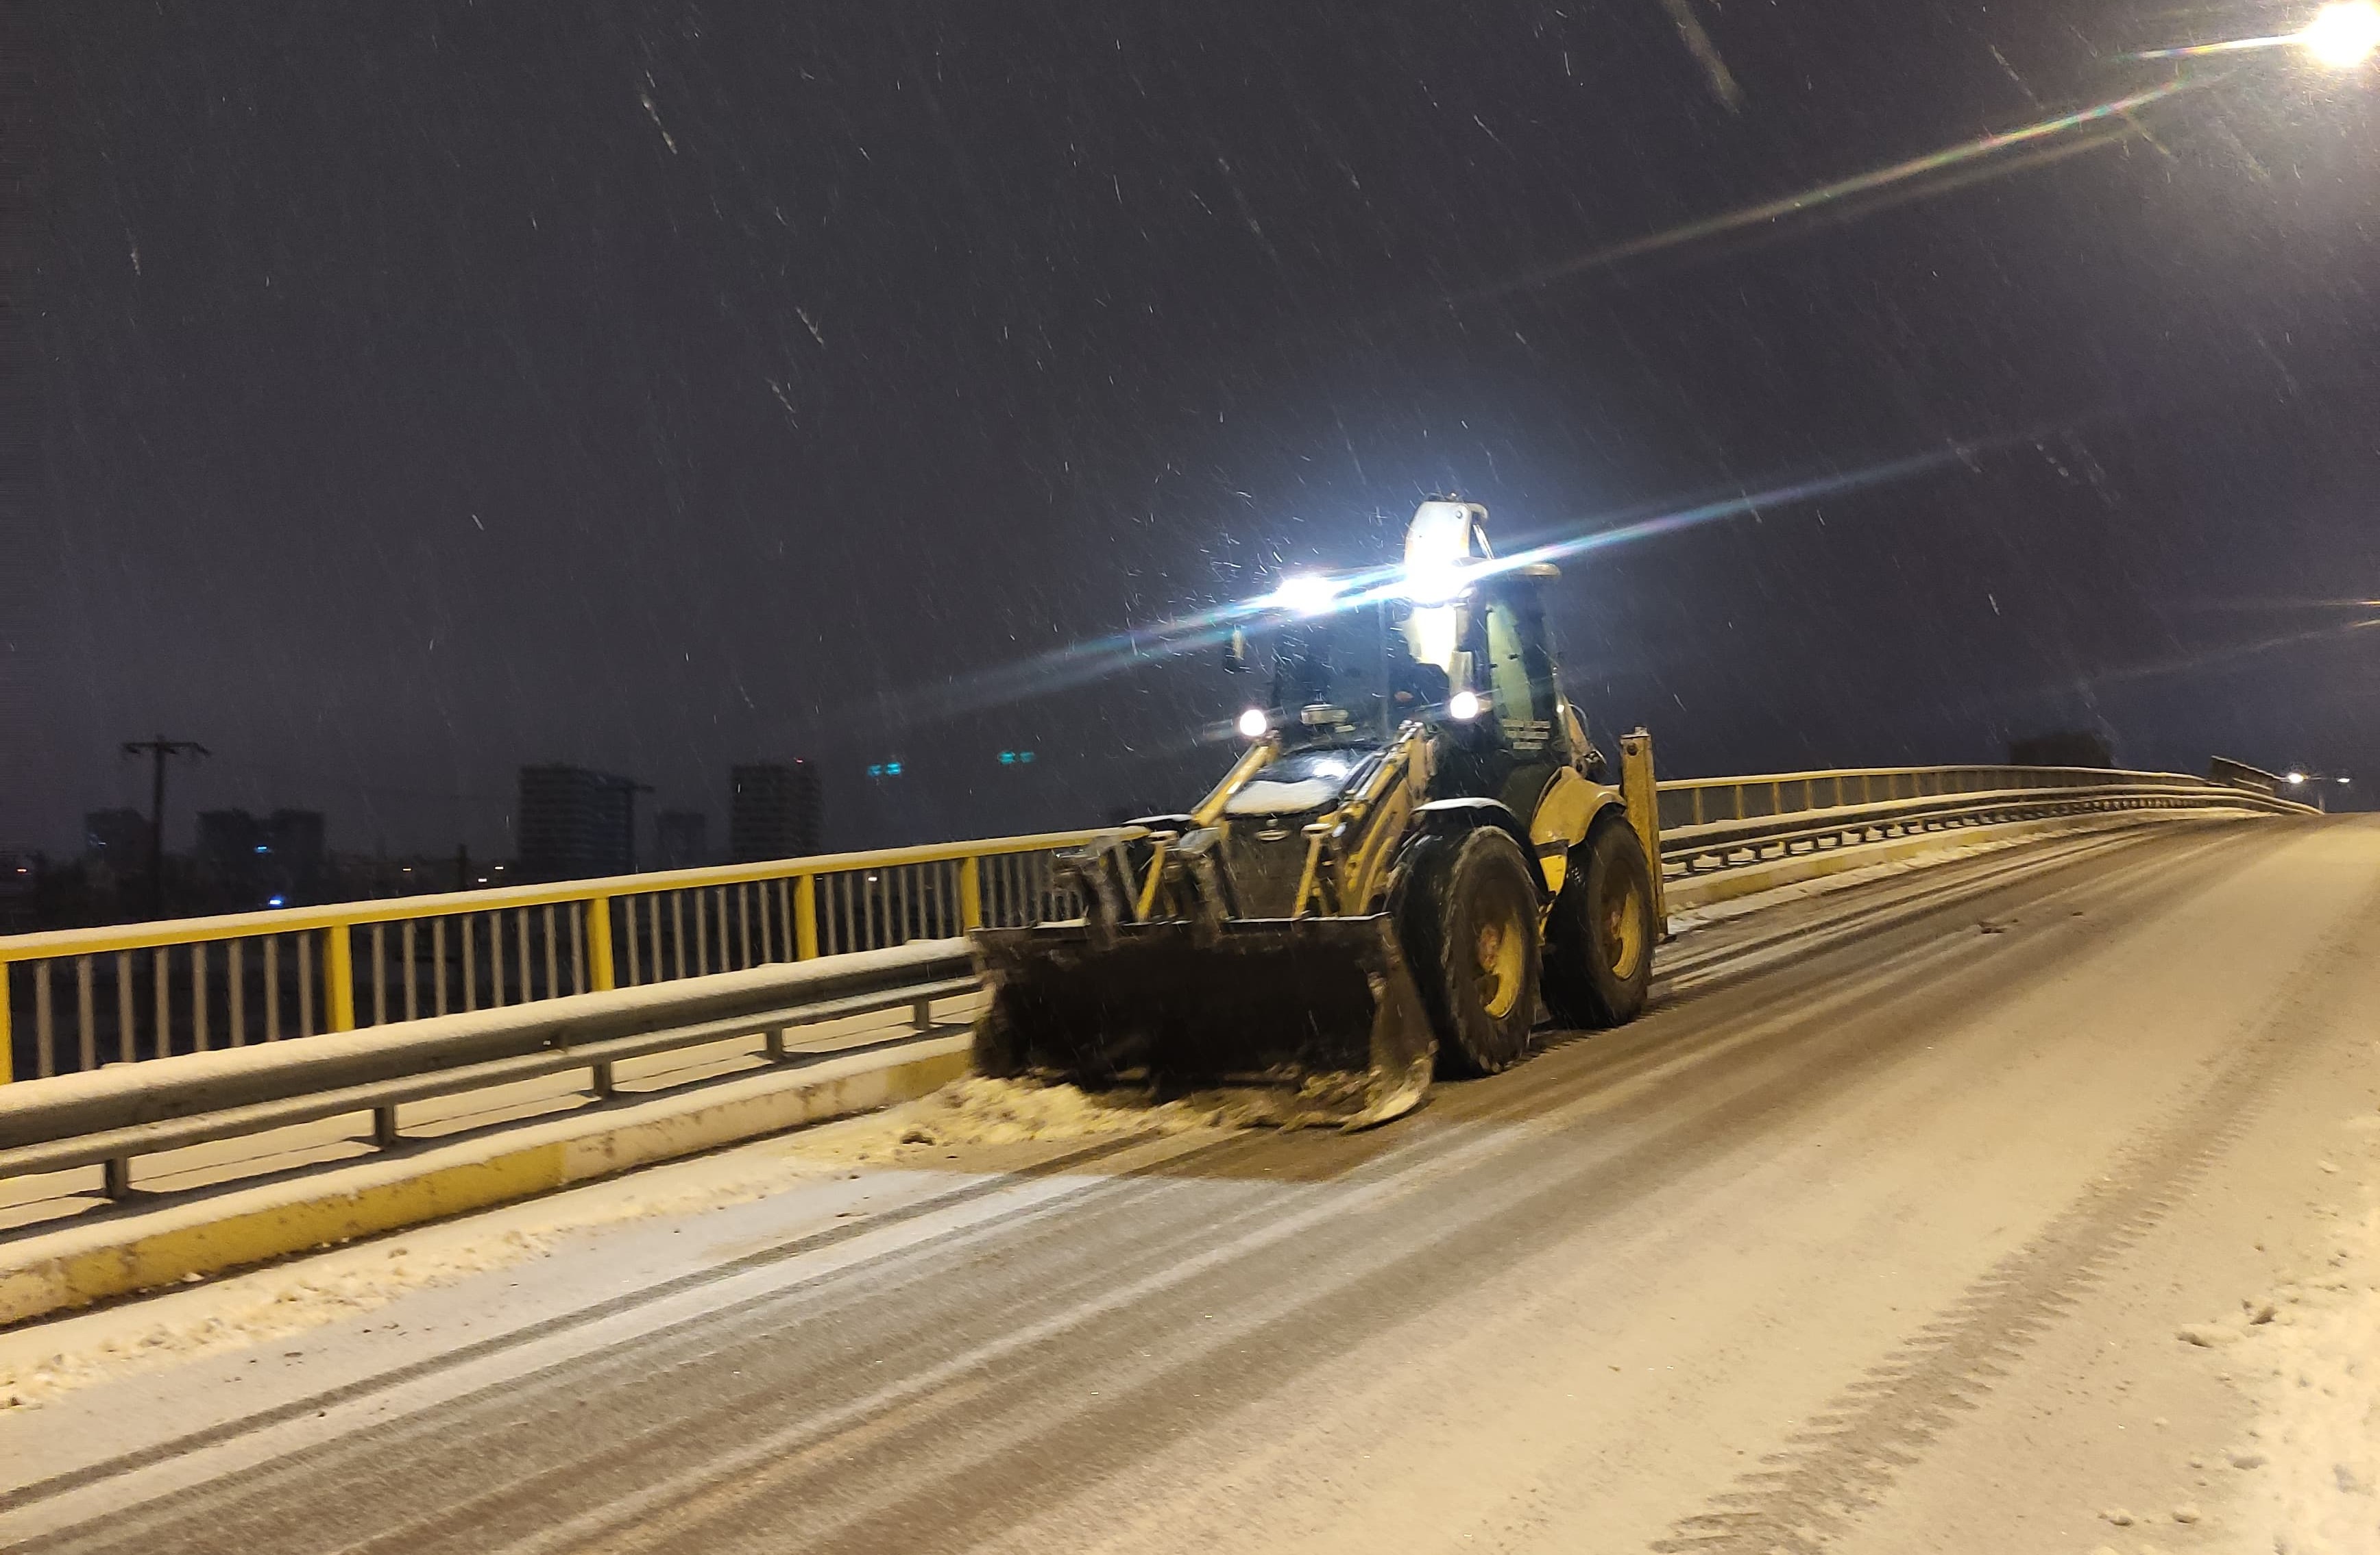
[655,809,709,870]
[729,762,823,862]
[516,765,636,881]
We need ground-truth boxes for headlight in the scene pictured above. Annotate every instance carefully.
[1237,707,1270,739]
[1448,689,1482,722]
[1267,574,1339,617]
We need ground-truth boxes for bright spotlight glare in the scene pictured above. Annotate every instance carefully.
[1268,573,1339,617]
[2286,770,2309,784]
[1403,499,1482,603]
[1400,559,1470,604]
[1236,707,1270,739]
[2303,0,2380,65]
[1448,689,1483,722]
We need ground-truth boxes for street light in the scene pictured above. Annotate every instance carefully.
[2303,1,2380,66]
[2282,768,2353,810]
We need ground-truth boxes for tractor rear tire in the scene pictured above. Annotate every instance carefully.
[1395,827,1542,1077]
[1542,819,1656,1029]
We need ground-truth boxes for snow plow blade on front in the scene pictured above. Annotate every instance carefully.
[971,916,1436,1129]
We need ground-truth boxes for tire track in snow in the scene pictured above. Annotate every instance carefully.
[1651,873,2380,1555]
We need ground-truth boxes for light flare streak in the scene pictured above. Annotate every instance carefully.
[882,448,1974,728]
[2133,32,2306,59]
[2016,615,2380,702]
[1455,77,2197,300]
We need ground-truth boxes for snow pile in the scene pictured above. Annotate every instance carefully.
[2224,1202,2380,1555]
[783,1076,1235,1164]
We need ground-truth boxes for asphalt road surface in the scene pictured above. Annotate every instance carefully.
[5,814,2377,1555]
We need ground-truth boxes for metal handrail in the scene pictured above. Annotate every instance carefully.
[0,830,1100,1083]
[0,831,1106,961]
[1653,763,2222,833]
[1662,778,2310,867]
[1657,761,2209,792]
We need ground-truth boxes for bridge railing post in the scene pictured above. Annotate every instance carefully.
[325,924,356,1033]
[586,895,616,992]
[960,855,984,932]
[794,874,818,960]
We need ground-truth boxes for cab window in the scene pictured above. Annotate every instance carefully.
[1483,602,1544,724]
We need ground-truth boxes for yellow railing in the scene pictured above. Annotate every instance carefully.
[0,830,1102,1083]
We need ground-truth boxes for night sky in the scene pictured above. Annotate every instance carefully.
[10,1,2377,860]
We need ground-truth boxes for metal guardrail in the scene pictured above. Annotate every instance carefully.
[0,940,973,1193]
[1662,762,2226,831]
[0,831,1097,1085]
[0,766,2313,1087]
[1655,766,2314,874]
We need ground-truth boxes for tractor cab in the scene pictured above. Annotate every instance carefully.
[1223,527,1596,810]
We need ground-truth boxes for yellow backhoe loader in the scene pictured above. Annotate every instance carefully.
[973,500,1664,1126]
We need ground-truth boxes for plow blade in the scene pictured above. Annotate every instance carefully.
[971,916,1436,1129]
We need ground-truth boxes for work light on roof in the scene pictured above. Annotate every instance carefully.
[1401,500,1490,603]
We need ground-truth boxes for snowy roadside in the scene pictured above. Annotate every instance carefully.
[0,1077,1226,1416]
[2130,1062,2380,1555]
[2219,1187,2380,1554]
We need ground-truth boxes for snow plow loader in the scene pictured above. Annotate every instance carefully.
[973,500,1665,1127]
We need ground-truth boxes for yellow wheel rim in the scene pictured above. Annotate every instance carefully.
[1600,870,1647,982]
[1474,898,1527,1020]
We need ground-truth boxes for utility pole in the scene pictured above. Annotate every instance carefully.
[122,737,208,920]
